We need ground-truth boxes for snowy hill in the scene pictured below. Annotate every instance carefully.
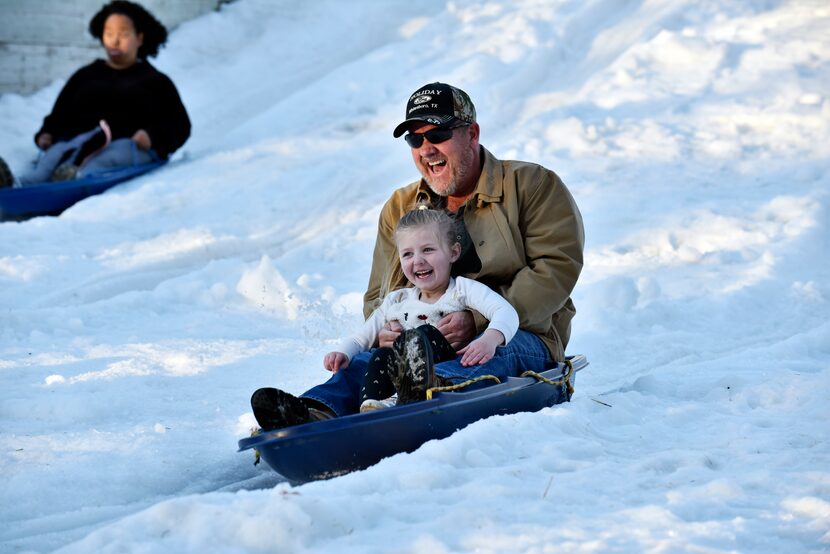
[1,1,828,552]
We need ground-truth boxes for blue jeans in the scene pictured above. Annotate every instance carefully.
[19,128,159,185]
[302,330,551,417]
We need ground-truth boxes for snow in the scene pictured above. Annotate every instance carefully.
[1,0,829,552]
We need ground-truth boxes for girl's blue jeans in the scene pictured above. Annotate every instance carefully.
[302,329,551,416]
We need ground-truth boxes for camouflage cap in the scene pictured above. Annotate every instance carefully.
[392,82,476,138]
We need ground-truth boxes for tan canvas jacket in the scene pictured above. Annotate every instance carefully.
[363,147,584,361]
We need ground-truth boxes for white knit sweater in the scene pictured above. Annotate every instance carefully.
[335,276,519,362]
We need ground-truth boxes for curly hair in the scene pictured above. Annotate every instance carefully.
[89,1,168,59]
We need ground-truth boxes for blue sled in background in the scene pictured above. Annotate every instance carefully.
[0,161,166,222]
[239,354,588,484]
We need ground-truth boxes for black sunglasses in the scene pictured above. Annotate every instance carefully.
[404,123,470,148]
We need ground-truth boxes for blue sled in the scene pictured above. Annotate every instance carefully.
[0,161,166,222]
[239,354,588,484]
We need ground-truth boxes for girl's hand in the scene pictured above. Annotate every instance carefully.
[378,320,403,348]
[456,329,505,367]
[323,352,349,372]
[36,132,53,150]
[132,129,152,150]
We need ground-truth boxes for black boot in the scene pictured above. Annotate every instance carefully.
[250,387,311,431]
[392,327,436,405]
[0,156,14,188]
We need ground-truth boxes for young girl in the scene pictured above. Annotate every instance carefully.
[323,206,519,412]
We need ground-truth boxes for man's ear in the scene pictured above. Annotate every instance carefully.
[468,122,480,147]
[450,242,462,262]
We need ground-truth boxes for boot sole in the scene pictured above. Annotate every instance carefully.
[394,327,435,404]
[251,387,310,430]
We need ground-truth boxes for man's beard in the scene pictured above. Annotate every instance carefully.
[423,147,475,197]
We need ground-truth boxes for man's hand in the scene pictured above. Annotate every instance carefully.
[323,351,349,372]
[378,320,403,348]
[36,133,53,150]
[131,129,152,150]
[437,310,476,350]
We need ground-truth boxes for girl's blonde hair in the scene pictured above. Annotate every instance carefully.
[379,204,459,299]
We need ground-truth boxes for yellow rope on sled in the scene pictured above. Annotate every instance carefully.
[426,375,501,400]
[425,360,575,400]
[520,359,575,396]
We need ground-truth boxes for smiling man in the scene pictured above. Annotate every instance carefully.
[250,82,585,429]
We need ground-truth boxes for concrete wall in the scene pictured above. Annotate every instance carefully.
[0,0,225,95]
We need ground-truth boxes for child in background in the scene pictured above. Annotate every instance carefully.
[0,0,189,188]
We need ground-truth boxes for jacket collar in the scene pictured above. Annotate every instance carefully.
[473,146,503,206]
[414,146,503,209]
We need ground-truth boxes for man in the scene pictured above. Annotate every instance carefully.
[251,82,584,430]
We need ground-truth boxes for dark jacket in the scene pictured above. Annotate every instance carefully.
[36,59,190,159]
[364,147,585,361]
